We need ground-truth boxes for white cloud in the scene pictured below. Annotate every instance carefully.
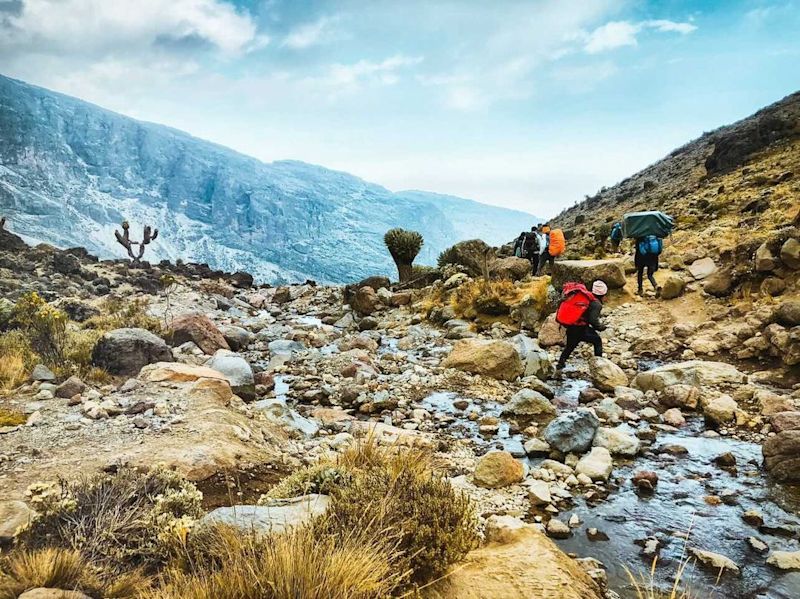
[584,19,696,54]
[323,55,423,88]
[281,16,342,49]
[0,0,264,56]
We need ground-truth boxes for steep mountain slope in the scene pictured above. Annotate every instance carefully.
[0,74,536,284]
[551,90,800,273]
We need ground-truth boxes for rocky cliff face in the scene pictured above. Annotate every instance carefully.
[0,75,536,284]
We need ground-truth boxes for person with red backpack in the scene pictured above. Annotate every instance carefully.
[555,280,608,372]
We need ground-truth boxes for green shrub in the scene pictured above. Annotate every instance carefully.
[11,292,68,365]
[83,297,162,334]
[260,464,353,502]
[17,467,203,574]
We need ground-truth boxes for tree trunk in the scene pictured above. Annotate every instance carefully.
[397,262,413,283]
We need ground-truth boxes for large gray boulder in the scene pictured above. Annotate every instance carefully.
[634,360,746,392]
[509,334,553,380]
[542,408,599,454]
[218,325,254,351]
[207,350,255,400]
[91,328,173,376]
[688,257,717,280]
[200,494,330,535]
[551,259,626,290]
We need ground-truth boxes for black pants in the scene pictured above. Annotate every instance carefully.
[637,264,657,291]
[557,326,603,369]
[529,253,540,275]
[536,252,554,275]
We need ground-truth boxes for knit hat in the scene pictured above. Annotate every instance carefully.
[592,281,608,296]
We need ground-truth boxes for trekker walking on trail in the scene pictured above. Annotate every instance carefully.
[526,226,541,275]
[609,222,623,254]
[536,224,565,275]
[554,280,608,373]
[635,234,662,297]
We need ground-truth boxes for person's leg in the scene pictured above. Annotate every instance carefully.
[583,328,603,357]
[647,264,657,290]
[637,265,644,294]
[557,327,583,369]
[536,252,548,276]
[530,253,539,275]
[548,254,555,272]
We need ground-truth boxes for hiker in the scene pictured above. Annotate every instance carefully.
[555,280,608,372]
[526,226,541,275]
[609,222,623,253]
[512,231,527,258]
[634,234,662,296]
[536,224,565,275]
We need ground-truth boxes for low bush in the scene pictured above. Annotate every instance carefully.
[17,467,203,574]
[0,331,38,391]
[0,548,146,599]
[0,408,27,427]
[11,292,68,365]
[83,297,162,334]
[260,463,353,501]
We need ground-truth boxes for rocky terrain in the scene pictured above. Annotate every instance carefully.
[0,74,537,285]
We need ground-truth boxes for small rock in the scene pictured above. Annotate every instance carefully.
[31,364,55,382]
[546,518,571,539]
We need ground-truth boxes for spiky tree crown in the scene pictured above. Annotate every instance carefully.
[384,228,424,263]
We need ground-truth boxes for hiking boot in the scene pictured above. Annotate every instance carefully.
[655,286,662,298]
[552,367,565,380]
[636,288,644,296]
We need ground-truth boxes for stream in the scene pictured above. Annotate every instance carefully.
[421,383,800,599]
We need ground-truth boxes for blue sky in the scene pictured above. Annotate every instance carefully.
[1,0,798,217]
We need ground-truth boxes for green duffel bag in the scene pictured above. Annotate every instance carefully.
[623,211,674,239]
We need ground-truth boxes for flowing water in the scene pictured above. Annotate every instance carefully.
[420,381,800,599]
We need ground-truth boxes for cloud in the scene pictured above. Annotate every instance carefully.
[584,19,696,54]
[322,55,423,89]
[0,0,264,56]
[281,15,343,49]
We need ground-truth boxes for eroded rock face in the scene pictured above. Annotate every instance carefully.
[763,430,800,482]
[441,339,523,381]
[473,451,525,488]
[91,328,174,376]
[168,313,230,355]
[551,259,626,290]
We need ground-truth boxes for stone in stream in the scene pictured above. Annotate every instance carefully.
[741,510,764,527]
[527,479,552,506]
[658,384,699,410]
[661,407,685,427]
[509,334,554,380]
[579,387,605,404]
[634,361,746,392]
[702,394,739,425]
[586,528,609,541]
[767,550,800,571]
[546,518,572,539]
[689,548,740,575]
[575,447,613,481]
[631,471,658,494]
[712,452,737,469]
[588,357,628,392]
[502,389,556,423]
[592,426,640,457]
[441,339,524,381]
[542,409,599,454]
[473,451,525,488]
[747,536,769,553]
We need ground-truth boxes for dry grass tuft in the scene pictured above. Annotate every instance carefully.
[0,331,39,391]
[83,297,162,334]
[150,524,401,599]
[0,408,28,427]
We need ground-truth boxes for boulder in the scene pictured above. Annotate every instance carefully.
[473,451,525,488]
[510,335,554,380]
[769,411,800,433]
[755,243,777,272]
[199,494,330,536]
[218,325,254,351]
[425,517,602,599]
[588,357,628,392]
[0,499,32,543]
[501,389,556,422]
[703,267,734,297]
[775,300,800,327]
[763,430,800,482]
[254,397,320,438]
[634,360,746,392]
[551,259,626,290]
[523,438,551,457]
[689,548,739,575]
[538,314,566,347]
[442,339,523,381]
[207,350,255,400]
[592,426,641,457]
[660,275,685,300]
[55,376,86,399]
[31,364,56,382]
[780,238,800,269]
[139,362,227,383]
[688,257,717,280]
[490,256,532,280]
[351,286,381,316]
[703,395,738,425]
[658,384,699,410]
[91,328,174,376]
[576,447,613,481]
[760,277,786,297]
[526,479,552,505]
[168,313,230,355]
[542,408,599,454]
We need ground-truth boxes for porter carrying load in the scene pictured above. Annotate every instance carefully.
[622,211,674,239]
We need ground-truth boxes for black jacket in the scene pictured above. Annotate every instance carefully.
[585,299,606,331]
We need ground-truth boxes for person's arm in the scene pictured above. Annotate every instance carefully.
[586,300,606,331]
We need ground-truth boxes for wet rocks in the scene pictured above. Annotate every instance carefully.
[473,450,525,488]
[712,452,737,469]
[592,426,640,457]
[767,550,800,571]
[588,357,628,392]
[91,328,174,375]
[542,409,599,454]
[502,389,556,422]
[510,335,553,380]
[634,360,746,392]
[658,384,699,410]
[631,471,658,493]
[661,408,685,427]
[527,479,552,505]
[741,510,764,527]
[703,394,739,425]
[689,548,739,575]
[168,313,230,355]
[575,447,613,481]
[441,339,523,381]
[763,430,800,481]
[546,518,572,539]
[747,537,769,553]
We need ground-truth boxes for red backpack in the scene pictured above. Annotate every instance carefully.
[556,282,596,326]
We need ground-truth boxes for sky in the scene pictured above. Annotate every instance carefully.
[1,0,799,218]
